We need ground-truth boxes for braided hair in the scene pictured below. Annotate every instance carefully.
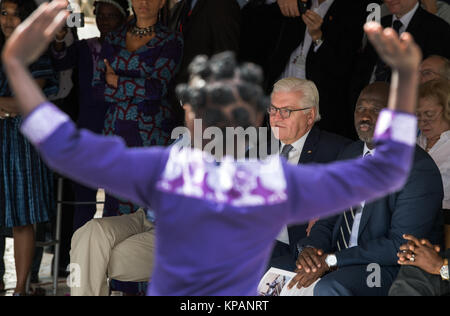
[176,51,269,131]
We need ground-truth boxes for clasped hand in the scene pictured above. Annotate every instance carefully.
[288,247,330,289]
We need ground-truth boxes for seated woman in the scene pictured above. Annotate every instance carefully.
[416,79,450,249]
[3,1,421,296]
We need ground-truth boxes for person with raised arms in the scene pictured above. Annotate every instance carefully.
[2,0,421,296]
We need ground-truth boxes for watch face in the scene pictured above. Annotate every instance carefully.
[326,255,337,267]
[441,265,449,280]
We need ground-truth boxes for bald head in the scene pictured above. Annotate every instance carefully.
[354,82,390,148]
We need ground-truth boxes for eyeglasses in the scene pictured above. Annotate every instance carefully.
[416,110,443,123]
[267,104,312,119]
[419,69,443,79]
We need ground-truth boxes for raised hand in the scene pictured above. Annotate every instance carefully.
[2,0,69,66]
[364,21,422,74]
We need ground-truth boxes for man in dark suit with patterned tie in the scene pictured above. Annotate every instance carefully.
[350,0,450,108]
[266,77,351,271]
[288,82,444,296]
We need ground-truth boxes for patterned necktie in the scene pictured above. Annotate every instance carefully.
[374,20,403,82]
[336,151,372,250]
[280,144,294,160]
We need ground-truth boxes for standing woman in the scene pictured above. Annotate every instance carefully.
[51,0,129,232]
[93,0,183,216]
[0,0,57,295]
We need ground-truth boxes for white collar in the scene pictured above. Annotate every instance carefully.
[363,143,375,157]
[281,129,312,153]
[440,130,450,140]
[418,130,450,150]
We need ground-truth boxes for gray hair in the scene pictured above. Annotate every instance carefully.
[271,77,321,122]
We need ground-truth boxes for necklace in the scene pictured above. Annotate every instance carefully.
[128,24,156,38]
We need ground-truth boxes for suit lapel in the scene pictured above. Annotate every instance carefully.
[299,126,320,164]
[404,6,424,37]
[356,202,374,241]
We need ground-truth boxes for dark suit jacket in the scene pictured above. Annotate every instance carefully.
[269,126,351,261]
[350,5,450,108]
[240,1,367,138]
[166,0,241,85]
[298,142,444,269]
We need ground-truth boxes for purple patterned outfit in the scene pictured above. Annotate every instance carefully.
[93,20,183,216]
[21,103,417,296]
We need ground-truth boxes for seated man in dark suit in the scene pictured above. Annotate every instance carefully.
[288,82,444,296]
[350,0,450,107]
[267,77,351,271]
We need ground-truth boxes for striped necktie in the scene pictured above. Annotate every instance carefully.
[336,151,372,250]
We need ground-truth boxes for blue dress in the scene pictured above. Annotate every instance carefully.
[0,54,58,228]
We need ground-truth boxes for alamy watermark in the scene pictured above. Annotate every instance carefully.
[66,0,84,28]
[171,120,281,162]
[366,263,381,288]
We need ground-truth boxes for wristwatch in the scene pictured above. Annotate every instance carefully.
[325,254,337,269]
[440,259,449,281]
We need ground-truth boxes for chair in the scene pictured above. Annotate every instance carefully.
[27,176,104,296]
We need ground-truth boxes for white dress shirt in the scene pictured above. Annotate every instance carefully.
[418,131,450,209]
[276,130,311,244]
[281,0,334,80]
[348,144,375,248]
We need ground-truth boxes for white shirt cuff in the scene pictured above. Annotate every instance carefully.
[20,102,70,146]
[374,109,417,146]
